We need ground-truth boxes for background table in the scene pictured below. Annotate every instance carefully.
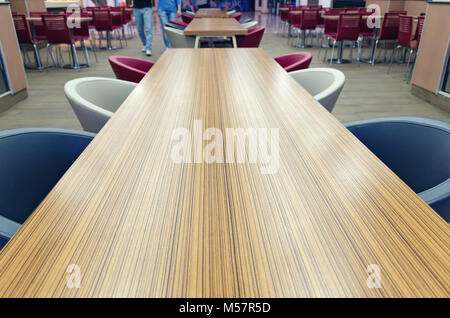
[194,8,229,19]
[184,18,247,48]
[0,49,448,297]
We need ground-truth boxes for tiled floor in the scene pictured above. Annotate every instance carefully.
[0,12,449,131]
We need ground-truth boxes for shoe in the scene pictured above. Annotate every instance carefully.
[141,46,146,52]
[146,49,152,56]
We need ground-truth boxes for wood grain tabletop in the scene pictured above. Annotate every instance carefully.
[184,18,248,36]
[195,8,229,19]
[0,49,448,298]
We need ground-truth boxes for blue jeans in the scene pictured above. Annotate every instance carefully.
[158,10,177,48]
[134,7,153,50]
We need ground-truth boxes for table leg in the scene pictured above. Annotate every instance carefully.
[327,40,352,64]
[232,36,237,48]
[195,36,200,48]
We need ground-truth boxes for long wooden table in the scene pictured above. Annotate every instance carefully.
[194,8,229,18]
[184,18,247,48]
[0,49,448,297]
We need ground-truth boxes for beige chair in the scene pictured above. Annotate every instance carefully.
[227,10,236,15]
[164,26,195,48]
[241,20,258,29]
[64,77,137,133]
[289,68,345,113]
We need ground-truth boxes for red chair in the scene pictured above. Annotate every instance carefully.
[288,10,302,46]
[364,12,401,65]
[42,14,90,70]
[29,11,51,41]
[108,55,155,83]
[279,7,290,34]
[181,13,193,24]
[13,14,44,71]
[169,19,188,28]
[323,13,362,65]
[296,9,319,48]
[230,12,242,22]
[68,9,98,63]
[274,52,313,72]
[236,26,265,48]
[93,9,122,50]
[111,7,127,46]
[388,16,424,82]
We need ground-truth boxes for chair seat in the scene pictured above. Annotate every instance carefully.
[35,35,47,41]
[73,35,90,41]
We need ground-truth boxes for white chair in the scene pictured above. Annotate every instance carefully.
[64,77,137,133]
[227,10,236,15]
[241,20,258,29]
[164,26,195,48]
[289,68,345,113]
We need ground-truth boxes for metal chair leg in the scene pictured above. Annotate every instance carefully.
[357,40,362,67]
[81,40,91,67]
[71,43,80,71]
[388,45,400,74]
[404,48,414,81]
[371,39,379,66]
[32,44,43,71]
[407,50,416,83]
[329,40,336,65]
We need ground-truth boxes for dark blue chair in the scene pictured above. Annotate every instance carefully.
[345,117,450,222]
[0,128,95,251]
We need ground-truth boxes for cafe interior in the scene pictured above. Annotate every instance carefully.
[0,0,448,298]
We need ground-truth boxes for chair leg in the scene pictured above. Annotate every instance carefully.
[32,44,43,71]
[329,40,336,65]
[407,50,416,83]
[46,44,57,69]
[371,39,378,66]
[81,40,91,67]
[388,45,400,74]
[357,40,362,67]
[404,48,414,81]
[71,43,80,71]
[323,38,329,62]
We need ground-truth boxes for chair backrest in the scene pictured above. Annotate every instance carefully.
[169,19,188,28]
[274,52,313,72]
[42,14,73,44]
[165,22,185,30]
[280,9,290,22]
[415,16,425,45]
[110,7,124,27]
[181,13,193,24]
[289,68,345,112]
[29,11,49,39]
[230,12,242,21]
[344,117,450,222]
[164,26,195,48]
[378,12,400,40]
[0,128,94,226]
[13,14,33,44]
[301,9,318,29]
[241,20,258,29]
[336,13,361,41]
[69,9,90,38]
[323,11,339,34]
[359,13,373,35]
[64,77,137,133]
[289,11,302,26]
[93,9,113,31]
[398,15,413,47]
[236,26,265,48]
[108,55,155,83]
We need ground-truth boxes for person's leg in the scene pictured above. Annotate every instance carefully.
[143,7,153,50]
[134,8,146,47]
[158,10,170,48]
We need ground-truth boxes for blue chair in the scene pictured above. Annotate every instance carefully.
[345,117,450,222]
[0,128,95,251]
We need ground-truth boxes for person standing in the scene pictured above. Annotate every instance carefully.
[133,0,153,56]
[158,0,182,48]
